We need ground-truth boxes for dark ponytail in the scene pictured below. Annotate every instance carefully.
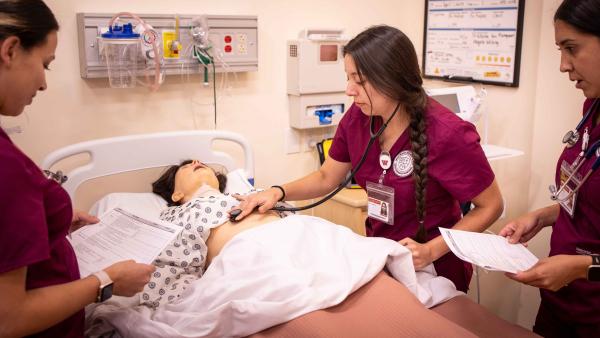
[344,25,429,242]
[0,0,59,50]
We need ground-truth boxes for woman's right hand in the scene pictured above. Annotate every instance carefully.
[232,188,283,221]
[499,212,545,244]
[103,260,155,297]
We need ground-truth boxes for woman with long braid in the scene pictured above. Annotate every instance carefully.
[236,25,503,293]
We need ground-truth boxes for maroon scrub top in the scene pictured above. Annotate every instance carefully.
[0,128,83,337]
[539,99,600,328]
[329,99,495,292]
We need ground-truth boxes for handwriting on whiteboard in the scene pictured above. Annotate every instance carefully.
[424,0,522,85]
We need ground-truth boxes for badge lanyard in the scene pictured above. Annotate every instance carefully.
[551,99,600,217]
[551,139,600,217]
[366,150,395,225]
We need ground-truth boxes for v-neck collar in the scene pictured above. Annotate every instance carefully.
[371,115,411,157]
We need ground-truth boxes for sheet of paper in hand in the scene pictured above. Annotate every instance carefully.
[439,228,539,274]
[68,207,181,277]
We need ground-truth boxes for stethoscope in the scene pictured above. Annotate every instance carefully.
[268,102,401,212]
[549,99,600,202]
[561,99,599,147]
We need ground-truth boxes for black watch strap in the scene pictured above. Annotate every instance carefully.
[592,254,600,266]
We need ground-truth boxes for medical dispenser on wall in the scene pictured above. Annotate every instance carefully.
[98,12,163,91]
[287,29,348,129]
[77,13,258,86]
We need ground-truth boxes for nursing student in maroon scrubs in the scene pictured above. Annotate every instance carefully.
[0,1,154,337]
[235,25,503,293]
[500,1,600,337]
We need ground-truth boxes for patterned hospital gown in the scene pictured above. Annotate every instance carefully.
[140,190,290,308]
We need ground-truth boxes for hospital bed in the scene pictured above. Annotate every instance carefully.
[43,130,538,338]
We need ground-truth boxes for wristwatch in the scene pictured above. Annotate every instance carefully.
[587,255,600,282]
[92,270,114,302]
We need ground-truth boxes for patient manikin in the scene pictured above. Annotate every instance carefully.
[141,160,290,308]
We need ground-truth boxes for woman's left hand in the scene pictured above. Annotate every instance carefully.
[506,255,587,291]
[70,210,100,233]
[399,237,433,269]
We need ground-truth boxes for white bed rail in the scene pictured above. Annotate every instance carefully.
[42,130,254,199]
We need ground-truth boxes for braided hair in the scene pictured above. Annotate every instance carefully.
[344,25,429,243]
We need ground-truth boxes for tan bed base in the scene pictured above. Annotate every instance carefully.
[250,272,539,338]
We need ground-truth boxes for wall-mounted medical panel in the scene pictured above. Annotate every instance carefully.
[287,29,348,129]
[77,13,258,79]
[289,93,348,129]
[287,30,347,95]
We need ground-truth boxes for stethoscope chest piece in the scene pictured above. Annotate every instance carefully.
[563,129,580,148]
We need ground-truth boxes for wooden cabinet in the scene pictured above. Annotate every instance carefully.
[301,188,368,236]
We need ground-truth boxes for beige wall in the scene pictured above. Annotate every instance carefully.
[0,0,577,330]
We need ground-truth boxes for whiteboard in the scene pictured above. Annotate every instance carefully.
[423,0,525,87]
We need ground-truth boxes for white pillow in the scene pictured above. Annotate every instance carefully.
[89,168,254,219]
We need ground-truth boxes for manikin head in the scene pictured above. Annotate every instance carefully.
[152,160,227,206]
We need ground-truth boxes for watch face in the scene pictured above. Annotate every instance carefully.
[588,266,600,282]
[100,283,114,302]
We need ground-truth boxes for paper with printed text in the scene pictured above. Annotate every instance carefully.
[68,208,181,277]
[439,227,539,274]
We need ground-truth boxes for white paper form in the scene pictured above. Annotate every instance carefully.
[439,228,539,274]
[69,208,181,277]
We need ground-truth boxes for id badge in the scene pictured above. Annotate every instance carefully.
[366,181,395,225]
[558,160,581,217]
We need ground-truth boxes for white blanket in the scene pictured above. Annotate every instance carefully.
[86,215,462,338]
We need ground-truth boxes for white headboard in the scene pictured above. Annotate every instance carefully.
[42,130,254,199]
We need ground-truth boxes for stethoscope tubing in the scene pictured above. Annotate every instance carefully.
[552,100,600,201]
[271,103,402,212]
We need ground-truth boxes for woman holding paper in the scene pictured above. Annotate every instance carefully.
[0,1,154,337]
[500,0,600,336]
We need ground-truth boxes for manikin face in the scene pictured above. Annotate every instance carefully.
[0,31,57,117]
[555,20,600,98]
[344,54,398,116]
[172,160,220,204]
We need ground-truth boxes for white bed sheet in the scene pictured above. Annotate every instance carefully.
[85,215,462,338]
